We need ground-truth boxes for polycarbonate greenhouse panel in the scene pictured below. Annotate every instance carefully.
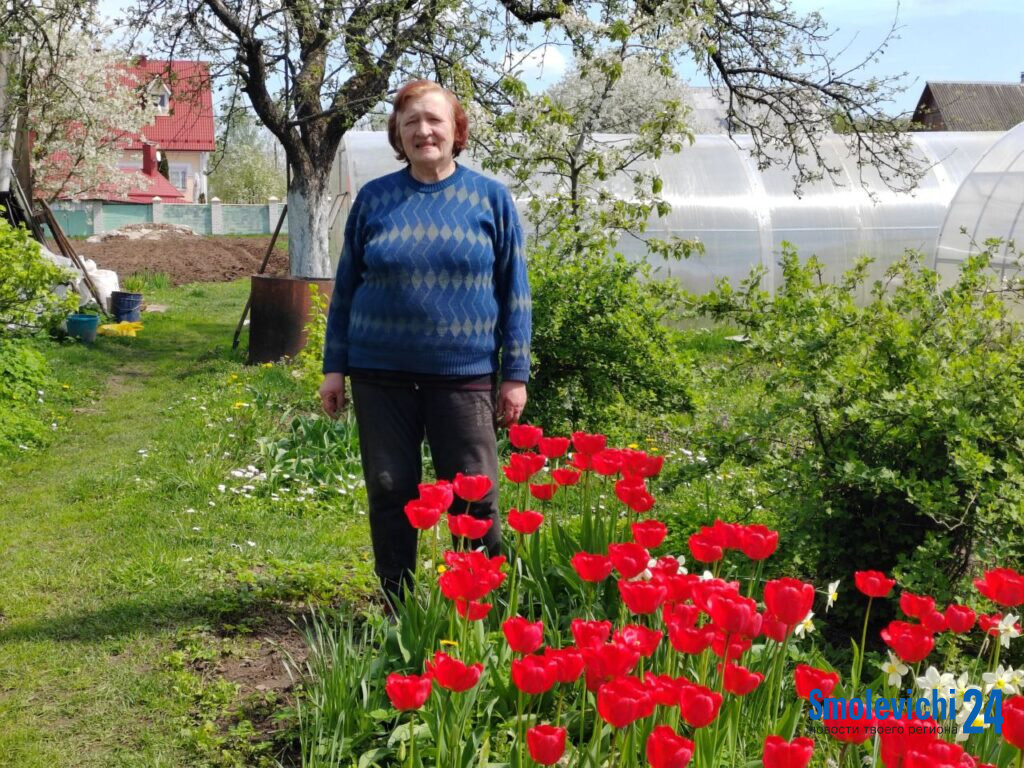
[330,129,1008,296]
[935,121,1024,288]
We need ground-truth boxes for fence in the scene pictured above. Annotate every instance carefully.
[50,198,288,238]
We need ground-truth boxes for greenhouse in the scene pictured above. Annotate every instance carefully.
[331,125,1022,295]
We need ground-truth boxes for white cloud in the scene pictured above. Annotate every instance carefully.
[505,45,568,89]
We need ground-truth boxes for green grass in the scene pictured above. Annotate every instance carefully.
[0,280,374,767]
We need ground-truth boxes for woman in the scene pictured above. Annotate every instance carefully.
[319,80,531,604]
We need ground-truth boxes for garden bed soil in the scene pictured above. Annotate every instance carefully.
[74,228,289,286]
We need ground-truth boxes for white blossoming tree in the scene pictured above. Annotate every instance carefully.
[28,27,157,202]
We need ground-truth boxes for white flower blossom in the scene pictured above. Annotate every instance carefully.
[880,651,908,687]
[916,666,955,699]
[998,614,1021,648]
[826,580,840,612]
[982,665,1018,696]
[794,611,815,638]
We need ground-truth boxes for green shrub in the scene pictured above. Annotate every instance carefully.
[0,214,77,330]
[526,246,692,435]
[0,338,51,452]
[686,244,1024,638]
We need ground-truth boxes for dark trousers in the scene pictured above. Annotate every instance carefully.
[350,379,502,602]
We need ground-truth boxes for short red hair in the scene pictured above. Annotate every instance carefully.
[387,80,469,162]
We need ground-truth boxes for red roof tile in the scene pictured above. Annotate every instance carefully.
[92,167,188,203]
[123,59,216,152]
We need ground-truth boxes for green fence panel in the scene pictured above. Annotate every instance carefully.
[50,207,92,237]
[222,204,270,235]
[163,204,212,234]
[102,203,152,231]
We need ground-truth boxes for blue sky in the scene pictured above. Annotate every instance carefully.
[511,0,1023,115]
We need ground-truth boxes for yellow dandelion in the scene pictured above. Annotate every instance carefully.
[440,639,459,647]
[61,384,70,390]
[232,402,248,409]
[628,443,639,450]
[437,564,447,574]
[261,362,274,369]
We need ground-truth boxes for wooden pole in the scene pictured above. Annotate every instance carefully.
[39,200,109,316]
[232,203,287,351]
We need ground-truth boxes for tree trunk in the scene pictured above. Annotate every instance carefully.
[286,167,332,278]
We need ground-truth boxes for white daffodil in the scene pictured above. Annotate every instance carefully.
[880,650,909,687]
[826,580,840,613]
[955,699,988,742]
[794,611,816,638]
[699,570,715,581]
[916,666,955,699]
[952,671,972,710]
[982,665,1019,696]
[998,614,1021,648]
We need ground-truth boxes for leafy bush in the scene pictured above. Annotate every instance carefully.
[526,245,692,436]
[0,338,52,452]
[685,244,1024,636]
[0,215,77,330]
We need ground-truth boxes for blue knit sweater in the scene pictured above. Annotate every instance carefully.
[323,164,531,381]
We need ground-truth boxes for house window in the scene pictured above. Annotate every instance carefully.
[169,165,189,191]
[148,79,171,115]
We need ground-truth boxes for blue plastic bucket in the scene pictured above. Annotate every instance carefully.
[67,313,99,343]
[111,291,143,322]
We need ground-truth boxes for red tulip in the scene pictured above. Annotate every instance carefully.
[921,610,948,634]
[616,480,656,513]
[794,664,839,699]
[537,436,570,459]
[551,467,581,486]
[529,482,558,501]
[618,579,668,614]
[640,454,664,478]
[404,500,441,530]
[597,676,654,728]
[452,472,492,502]
[571,552,614,583]
[761,612,790,643]
[571,431,607,456]
[1002,695,1024,750]
[424,652,483,692]
[613,624,663,657]
[570,452,592,471]
[688,532,723,563]
[854,570,896,598]
[571,618,613,648]
[509,451,546,478]
[510,655,557,694]
[608,542,650,579]
[667,624,715,656]
[543,647,585,684]
[707,520,744,549]
[975,567,1024,607]
[663,602,700,629]
[707,592,762,636]
[502,463,531,483]
[509,423,543,449]
[582,642,641,690]
[740,524,779,561]
[615,477,645,505]
[879,714,942,768]
[418,480,453,510]
[944,604,976,634]
[763,578,816,627]
[508,508,544,535]
[385,673,432,710]
[447,513,494,540]
[630,520,667,548]
[591,449,623,476]
[678,683,723,728]
[899,592,937,619]
[709,629,751,662]
[721,662,764,696]
[503,616,544,654]
[644,673,685,707]
[881,620,935,663]
[762,735,814,768]
[646,725,694,768]
[978,612,1005,636]
[526,724,566,766]
[454,599,492,620]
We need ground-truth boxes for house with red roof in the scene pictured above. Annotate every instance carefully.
[112,58,216,203]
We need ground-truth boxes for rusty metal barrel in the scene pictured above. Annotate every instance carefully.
[247,275,334,364]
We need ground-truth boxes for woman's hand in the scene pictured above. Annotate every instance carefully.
[498,380,527,427]
[319,373,347,419]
